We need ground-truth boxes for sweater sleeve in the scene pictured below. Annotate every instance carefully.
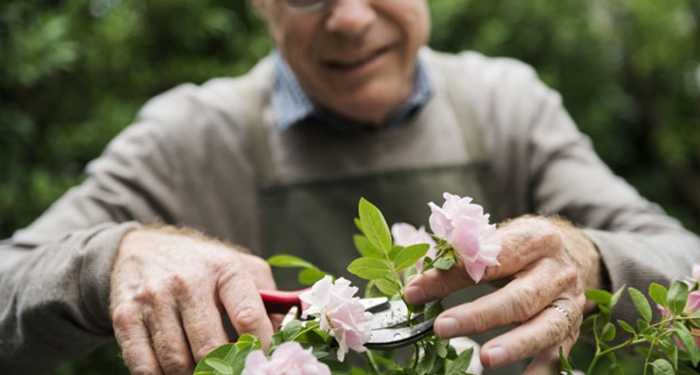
[0,71,264,372]
[460,51,700,324]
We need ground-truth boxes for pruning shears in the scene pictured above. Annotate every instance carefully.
[259,289,435,349]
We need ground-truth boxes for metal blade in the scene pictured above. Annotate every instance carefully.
[365,317,436,350]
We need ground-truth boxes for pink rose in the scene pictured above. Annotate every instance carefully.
[299,276,372,361]
[428,192,501,283]
[242,341,330,375]
[391,222,437,270]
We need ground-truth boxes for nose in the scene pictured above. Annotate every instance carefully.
[325,0,376,36]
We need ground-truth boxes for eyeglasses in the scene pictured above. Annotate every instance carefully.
[280,0,335,12]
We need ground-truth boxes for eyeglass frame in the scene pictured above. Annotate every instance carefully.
[279,0,336,13]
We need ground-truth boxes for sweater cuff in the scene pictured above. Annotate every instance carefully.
[79,222,142,331]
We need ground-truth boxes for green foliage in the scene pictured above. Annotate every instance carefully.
[574,281,700,374]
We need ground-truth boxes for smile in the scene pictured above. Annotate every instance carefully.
[326,47,390,70]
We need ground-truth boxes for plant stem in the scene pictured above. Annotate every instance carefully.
[366,349,381,374]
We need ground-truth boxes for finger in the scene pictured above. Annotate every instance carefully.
[112,305,164,375]
[479,302,580,370]
[405,220,566,305]
[178,290,229,362]
[144,300,195,375]
[242,254,277,291]
[404,266,474,305]
[424,260,571,333]
[218,274,274,349]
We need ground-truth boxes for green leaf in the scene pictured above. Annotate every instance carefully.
[691,309,700,328]
[354,218,364,234]
[629,287,652,322]
[204,359,234,375]
[586,289,612,305]
[374,277,401,296]
[651,358,675,375]
[388,245,404,262]
[617,319,636,334]
[558,346,573,371]
[445,347,474,375]
[601,322,616,341]
[353,235,383,259]
[610,285,626,309]
[436,339,449,358]
[668,279,690,316]
[435,257,456,270]
[637,319,649,334]
[298,268,328,285]
[658,333,678,368]
[347,258,392,280]
[394,243,430,271]
[673,321,700,366]
[649,283,669,307]
[605,351,617,364]
[267,254,316,269]
[358,198,392,253]
[608,363,623,375]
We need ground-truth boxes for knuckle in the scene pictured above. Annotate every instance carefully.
[546,311,570,339]
[111,305,140,330]
[233,302,265,330]
[169,273,194,295]
[194,341,220,361]
[512,284,542,319]
[160,354,192,375]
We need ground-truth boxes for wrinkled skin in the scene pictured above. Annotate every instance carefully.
[405,216,601,374]
[110,228,277,375]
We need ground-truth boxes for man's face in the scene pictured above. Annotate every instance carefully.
[257,0,431,125]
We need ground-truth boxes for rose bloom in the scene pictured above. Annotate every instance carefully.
[428,192,501,283]
[299,276,372,361]
[391,222,437,270]
[242,341,330,375]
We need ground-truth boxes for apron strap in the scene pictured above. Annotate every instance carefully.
[424,50,486,161]
[234,71,276,186]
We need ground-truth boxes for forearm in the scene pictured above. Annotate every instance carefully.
[0,222,139,373]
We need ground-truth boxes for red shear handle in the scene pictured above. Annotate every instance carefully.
[258,289,311,315]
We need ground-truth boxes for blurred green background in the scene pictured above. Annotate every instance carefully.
[1,0,698,373]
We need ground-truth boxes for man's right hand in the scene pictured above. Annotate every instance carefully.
[109,227,276,375]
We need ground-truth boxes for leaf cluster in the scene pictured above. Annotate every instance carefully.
[562,280,700,374]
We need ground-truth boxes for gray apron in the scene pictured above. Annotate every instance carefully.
[242,54,525,374]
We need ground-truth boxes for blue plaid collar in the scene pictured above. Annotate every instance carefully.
[271,50,434,133]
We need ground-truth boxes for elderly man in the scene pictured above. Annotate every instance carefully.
[2,0,699,374]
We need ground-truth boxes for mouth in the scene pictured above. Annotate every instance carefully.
[324,46,392,71]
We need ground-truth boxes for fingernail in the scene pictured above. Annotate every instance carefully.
[484,346,508,368]
[435,317,459,338]
[404,285,424,303]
